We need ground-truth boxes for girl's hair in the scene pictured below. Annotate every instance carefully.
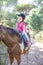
[18,13,25,20]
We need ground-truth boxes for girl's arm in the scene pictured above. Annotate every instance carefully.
[22,23,26,35]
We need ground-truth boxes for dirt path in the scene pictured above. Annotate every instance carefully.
[20,41,43,65]
[28,41,43,65]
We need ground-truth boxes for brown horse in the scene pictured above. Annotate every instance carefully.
[0,25,30,65]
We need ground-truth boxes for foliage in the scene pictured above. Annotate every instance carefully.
[0,0,17,7]
[25,6,43,33]
[16,4,36,12]
[0,9,17,28]
[33,0,43,6]
[35,31,43,40]
[0,0,18,28]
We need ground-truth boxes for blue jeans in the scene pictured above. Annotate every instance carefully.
[16,30,31,46]
[22,32,30,43]
[18,31,30,44]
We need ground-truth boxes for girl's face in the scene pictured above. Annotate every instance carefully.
[18,16,23,22]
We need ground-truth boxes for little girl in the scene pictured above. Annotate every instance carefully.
[16,13,31,47]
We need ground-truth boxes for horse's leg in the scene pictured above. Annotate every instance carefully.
[25,51,29,65]
[8,53,14,65]
[15,55,21,65]
[7,49,14,65]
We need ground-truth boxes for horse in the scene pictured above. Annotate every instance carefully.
[0,25,30,65]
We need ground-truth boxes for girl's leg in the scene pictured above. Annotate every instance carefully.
[24,32,31,46]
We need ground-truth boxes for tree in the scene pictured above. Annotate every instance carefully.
[33,0,43,6]
[16,4,36,13]
[0,0,17,8]
[25,6,43,33]
[0,0,18,28]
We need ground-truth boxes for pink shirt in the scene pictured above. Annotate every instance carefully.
[16,21,26,33]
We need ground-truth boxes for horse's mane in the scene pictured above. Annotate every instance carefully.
[2,25,21,36]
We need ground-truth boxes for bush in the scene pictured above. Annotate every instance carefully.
[35,31,43,41]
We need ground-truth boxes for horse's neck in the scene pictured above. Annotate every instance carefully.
[2,32,13,49]
[1,26,21,49]
[2,39,11,49]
